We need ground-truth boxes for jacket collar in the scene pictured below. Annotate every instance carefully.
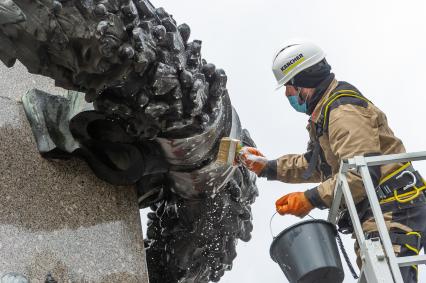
[310,79,338,123]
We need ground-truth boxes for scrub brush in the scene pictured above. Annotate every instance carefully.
[216,137,242,166]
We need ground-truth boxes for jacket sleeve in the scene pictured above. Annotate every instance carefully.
[313,104,381,207]
[263,154,322,183]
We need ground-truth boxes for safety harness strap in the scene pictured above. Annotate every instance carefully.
[366,231,422,251]
[318,89,371,136]
[377,165,424,199]
[377,162,426,204]
[302,141,321,180]
[303,82,370,179]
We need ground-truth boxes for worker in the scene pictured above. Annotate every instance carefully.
[238,41,426,283]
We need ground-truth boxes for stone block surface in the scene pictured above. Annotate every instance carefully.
[0,63,149,283]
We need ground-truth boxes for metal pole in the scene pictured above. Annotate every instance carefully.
[339,172,366,248]
[396,255,426,267]
[330,153,426,282]
[355,156,404,283]
[347,151,426,168]
[328,171,343,224]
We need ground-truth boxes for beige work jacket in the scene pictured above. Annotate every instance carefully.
[274,79,406,207]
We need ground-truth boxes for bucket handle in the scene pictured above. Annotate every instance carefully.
[269,212,278,239]
[269,212,315,239]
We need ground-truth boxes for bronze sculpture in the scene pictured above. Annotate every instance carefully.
[0,0,258,281]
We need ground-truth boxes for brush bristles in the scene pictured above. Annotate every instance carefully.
[217,138,240,165]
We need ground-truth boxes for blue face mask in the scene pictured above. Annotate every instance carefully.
[287,95,307,113]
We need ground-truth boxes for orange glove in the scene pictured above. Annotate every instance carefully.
[275,192,314,218]
[237,146,267,175]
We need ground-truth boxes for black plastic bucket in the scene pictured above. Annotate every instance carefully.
[270,219,344,283]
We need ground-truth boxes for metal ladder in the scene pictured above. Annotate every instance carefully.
[327,151,426,283]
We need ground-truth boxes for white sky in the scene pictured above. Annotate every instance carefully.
[143,1,426,282]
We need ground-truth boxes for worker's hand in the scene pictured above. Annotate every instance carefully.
[275,192,314,218]
[237,146,267,175]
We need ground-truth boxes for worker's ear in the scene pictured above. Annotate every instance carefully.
[285,85,297,97]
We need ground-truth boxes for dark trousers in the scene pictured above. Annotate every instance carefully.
[358,194,426,282]
[391,200,426,283]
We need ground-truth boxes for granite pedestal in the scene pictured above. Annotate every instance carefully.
[0,63,149,282]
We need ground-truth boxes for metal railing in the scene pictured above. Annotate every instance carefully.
[327,151,426,283]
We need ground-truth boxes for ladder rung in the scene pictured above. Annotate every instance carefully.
[396,255,426,267]
[347,151,426,168]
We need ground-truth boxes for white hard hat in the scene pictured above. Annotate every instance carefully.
[272,41,326,90]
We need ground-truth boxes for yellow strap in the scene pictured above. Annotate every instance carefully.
[405,242,420,255]
[393,187,421,203]
[404,232,421,275]
[379,162,411,185]
[378,162,420,204]
[331,90,359,96]
[322,90,371,129]
[380,183,426,204]
[406,231,421,238]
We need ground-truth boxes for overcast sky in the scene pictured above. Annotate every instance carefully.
[142,1,426,282]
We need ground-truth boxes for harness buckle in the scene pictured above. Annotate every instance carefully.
[396,170,417,191]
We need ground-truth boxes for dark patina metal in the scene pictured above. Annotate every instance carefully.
[0,0,258,282]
